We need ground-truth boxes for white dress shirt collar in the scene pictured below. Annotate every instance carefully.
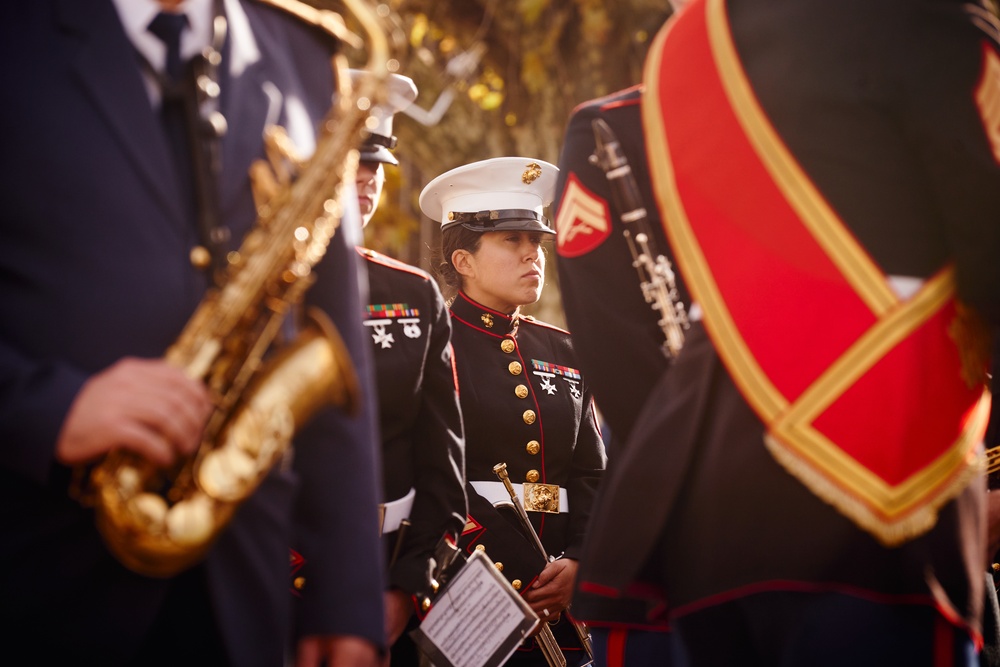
[111,0,214,76]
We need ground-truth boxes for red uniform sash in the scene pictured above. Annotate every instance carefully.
[642,0,988,545]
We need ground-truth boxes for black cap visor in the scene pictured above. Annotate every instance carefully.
[359,144,398,166]
[441,208,555,234]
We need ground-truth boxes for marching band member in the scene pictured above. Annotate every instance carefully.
[553,84,690,666]
[420,157,606,666]
[559,0,1000,665]
[351,70,468,665]
[0,1,385,665]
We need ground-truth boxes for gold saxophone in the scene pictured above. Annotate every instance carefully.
[89,0,396,578]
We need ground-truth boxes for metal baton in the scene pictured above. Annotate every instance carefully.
[493,463,594,665]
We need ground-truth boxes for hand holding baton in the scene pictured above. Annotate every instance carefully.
[493,463,594,666]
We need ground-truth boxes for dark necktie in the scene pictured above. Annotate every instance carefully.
[147,12,197,220]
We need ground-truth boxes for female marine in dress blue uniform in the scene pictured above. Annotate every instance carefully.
[420,158,606,666]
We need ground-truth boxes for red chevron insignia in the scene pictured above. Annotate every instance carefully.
[461,515,482,536]
[555,173,611,257]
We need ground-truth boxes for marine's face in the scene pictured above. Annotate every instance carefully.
[355,161,385,227]
[455,230,546,314]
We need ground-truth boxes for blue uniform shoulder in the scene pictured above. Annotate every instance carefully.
[569,85,643,120]
[519,315,571,337]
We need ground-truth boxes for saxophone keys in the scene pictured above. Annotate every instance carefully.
[128,492,169,532]
[198,446,257,502]
[196,74,221,100]
[165,493,215,546]
[189,245,212,270]
[113,463,142,494]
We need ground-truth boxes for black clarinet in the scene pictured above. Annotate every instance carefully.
[589,117,689,358]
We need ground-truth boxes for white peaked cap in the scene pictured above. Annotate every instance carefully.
[348,69,418,165]
[418,157,559,235]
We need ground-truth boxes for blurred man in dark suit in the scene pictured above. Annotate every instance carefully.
[0,1,386,665]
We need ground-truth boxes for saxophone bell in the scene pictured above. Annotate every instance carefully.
[93,307,359,577]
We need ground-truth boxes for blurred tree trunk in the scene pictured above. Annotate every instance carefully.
[360,0,674,324]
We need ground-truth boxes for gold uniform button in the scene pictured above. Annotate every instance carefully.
[523,409,536,425]
[511,579,522,591]
[190,245,212,269]
[494,562,504,572]
[501,339,515,354]
[508,361,523,375]
[422,598,432,612]
[475,544,486,553]
[293,576,306,591]
[515,384,529,399]
[526,440,540,455]
[525,470,540,483]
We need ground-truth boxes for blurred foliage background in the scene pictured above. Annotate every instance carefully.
[351,0,675,325]
[352,0,1000,324]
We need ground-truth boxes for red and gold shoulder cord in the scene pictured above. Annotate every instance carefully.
[643,0,992,545]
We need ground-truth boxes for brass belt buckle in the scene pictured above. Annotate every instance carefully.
[523,483,560,513]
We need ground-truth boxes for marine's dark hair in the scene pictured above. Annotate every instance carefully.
[433,226,483,300]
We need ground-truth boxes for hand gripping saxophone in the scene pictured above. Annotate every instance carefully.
[88,0,398,578]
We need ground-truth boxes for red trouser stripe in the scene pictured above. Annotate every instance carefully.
[606,627,628,667]
[934,613,954,667]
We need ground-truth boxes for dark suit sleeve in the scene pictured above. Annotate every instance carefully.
[293,212,386,647]
[389,279,467,596]
[0,345,86,485]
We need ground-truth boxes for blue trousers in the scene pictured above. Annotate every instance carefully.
[670,590,976,667]
[590,627,687,666]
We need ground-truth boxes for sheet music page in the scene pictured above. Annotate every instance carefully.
[412,550,538,667]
